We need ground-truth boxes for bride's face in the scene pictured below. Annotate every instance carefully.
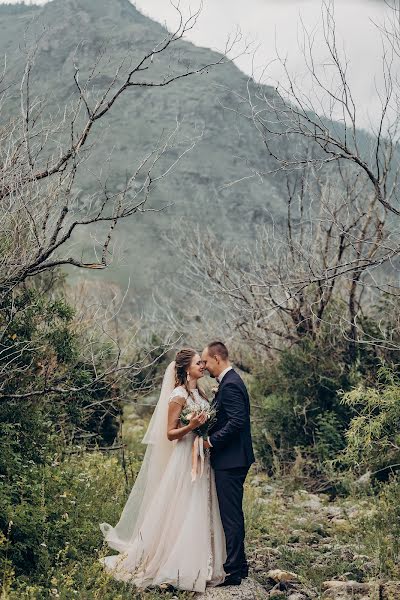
[188,353,204,381]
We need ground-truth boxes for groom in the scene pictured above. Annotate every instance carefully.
[202,341,255,586]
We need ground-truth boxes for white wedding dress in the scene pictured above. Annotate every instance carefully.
[100,363,226,592]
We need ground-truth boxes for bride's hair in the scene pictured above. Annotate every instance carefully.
[175,348,208,402]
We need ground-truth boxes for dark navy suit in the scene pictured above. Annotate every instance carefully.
[208,368,255,579]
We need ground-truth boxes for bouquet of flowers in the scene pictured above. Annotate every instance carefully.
[180,398,218,440]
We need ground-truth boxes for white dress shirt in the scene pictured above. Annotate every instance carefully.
[217,366,232,384]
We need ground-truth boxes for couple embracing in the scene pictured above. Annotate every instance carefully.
[100,341,255,592]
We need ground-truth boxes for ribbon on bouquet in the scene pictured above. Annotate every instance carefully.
[191,436,205,482]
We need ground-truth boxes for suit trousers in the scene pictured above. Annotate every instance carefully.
[214,466,249,579]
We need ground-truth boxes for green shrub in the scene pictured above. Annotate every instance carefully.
[356,476,400,578]
[251,335,358,475]
[0,286,123,587]
[315,411,346,463]
[249,298,400,478]
[0,288,120,448]
[339,367,400,477]
[0,450,149,598]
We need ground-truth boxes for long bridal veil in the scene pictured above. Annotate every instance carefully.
[100,361,176,552]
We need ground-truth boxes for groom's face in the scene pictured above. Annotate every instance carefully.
[201,348,219,378]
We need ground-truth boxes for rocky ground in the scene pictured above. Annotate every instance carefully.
[199,576,400,600]
[225,473,400,600]
[200,577,269,599]
[123,409,400,600]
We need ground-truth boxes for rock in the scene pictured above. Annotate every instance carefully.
[251,475,266,487]
[301,498,322,511]
[287,594,307,600]
[346,506,360,518]
[321,581,400,600]
[263,546,281,556]
[294,492,323,512]
[321,580,379,599]
[322,593,374,599]
[322,581,369,591]
[304,493,323,502]
[326,506,343,519]
[198,577,268,599]
[262,484,275,494]
[267,569,299,583]
[381,581,400,599]
[356,471,371,486]
[329,518,351,532]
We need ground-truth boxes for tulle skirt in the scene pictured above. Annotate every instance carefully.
[100,432,226,592]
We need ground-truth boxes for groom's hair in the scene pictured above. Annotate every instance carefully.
[207,341,229,361]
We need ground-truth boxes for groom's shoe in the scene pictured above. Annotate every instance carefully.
[217,575,242,587]
[241,564,249,578]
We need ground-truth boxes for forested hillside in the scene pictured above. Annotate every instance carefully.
[0,0,287,302]
[2,2,400,599]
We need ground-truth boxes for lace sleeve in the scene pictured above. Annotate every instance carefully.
[168,386,188,407]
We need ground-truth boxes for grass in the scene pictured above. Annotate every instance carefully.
[1,420,194,599]
[242,474,398,597]
[2,404,400,599]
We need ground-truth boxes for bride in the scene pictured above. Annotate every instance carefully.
[100,348,227,592]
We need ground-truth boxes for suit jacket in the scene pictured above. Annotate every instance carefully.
[208,368,255,470]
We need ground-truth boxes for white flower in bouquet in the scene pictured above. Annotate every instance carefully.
[180,401,217,440]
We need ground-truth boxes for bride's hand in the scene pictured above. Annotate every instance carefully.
[189,411,207,430]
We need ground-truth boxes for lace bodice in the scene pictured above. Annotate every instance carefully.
[168,386,210,411]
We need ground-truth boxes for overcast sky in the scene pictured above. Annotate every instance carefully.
[1,0,395,131]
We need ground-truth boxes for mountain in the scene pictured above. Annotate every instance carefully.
[0,0,341,305]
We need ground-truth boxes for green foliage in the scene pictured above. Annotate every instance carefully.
[357,476,400,578]
[0,287,120,447]
[0,273,181,597]
[315,412,346,463]
[0,285,123,589]
[1,450,145,599]
[1,289,77,393]
[0,420,195,599]
[249,294,400,478]
[251,333,358,475]
[243,474,380,594]
[339,367,400,476]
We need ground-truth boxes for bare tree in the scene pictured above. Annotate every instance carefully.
[0,6,242,406]
[0,6,241,297]
[242,0,400,217]
[170,161,394,358]
[165,0,400,359]
[0,275,175,398]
